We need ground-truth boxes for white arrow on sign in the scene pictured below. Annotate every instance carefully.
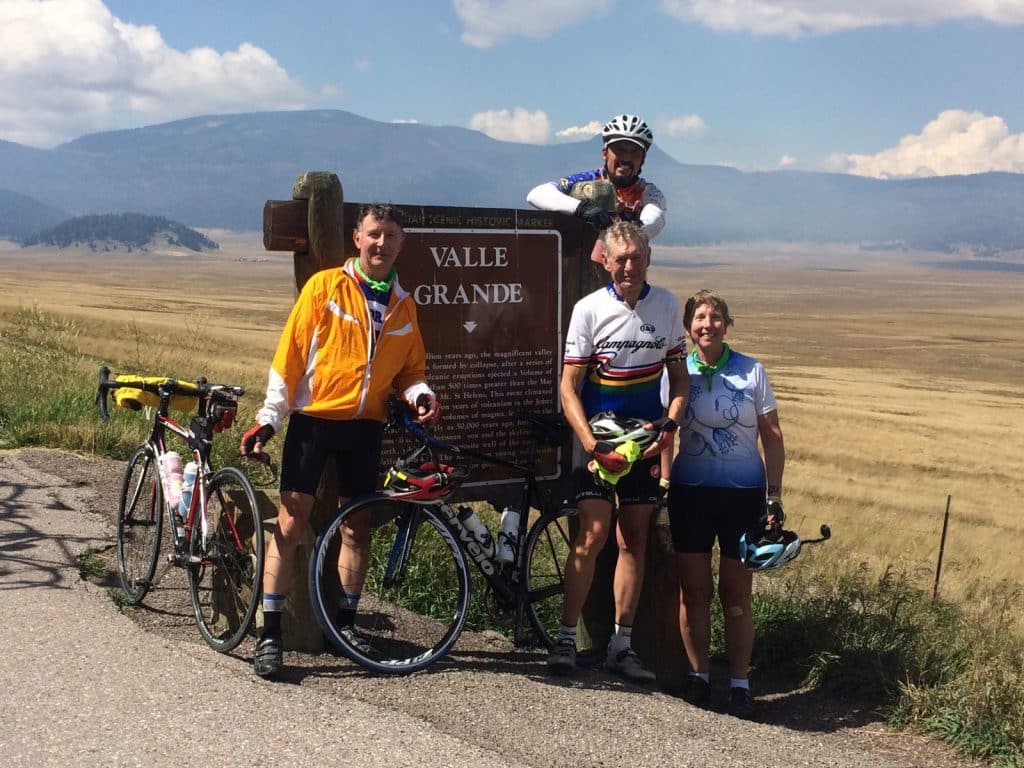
[463,321,478,333]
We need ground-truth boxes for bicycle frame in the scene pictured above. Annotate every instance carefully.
[150,413,212,556]
[382,404,567,646]
[99,367,249,563]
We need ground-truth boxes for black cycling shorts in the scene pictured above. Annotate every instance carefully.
[573,456,661,507]
[667,484,766,560]
[279,413,384,499]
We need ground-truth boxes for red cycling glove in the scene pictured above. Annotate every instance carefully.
[240,424,274,456]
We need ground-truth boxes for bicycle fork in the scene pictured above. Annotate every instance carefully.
[382,506,424,588]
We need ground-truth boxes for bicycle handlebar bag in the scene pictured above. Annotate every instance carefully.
[113,375,200,413]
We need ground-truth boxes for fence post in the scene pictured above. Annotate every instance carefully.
[933,494,952,599]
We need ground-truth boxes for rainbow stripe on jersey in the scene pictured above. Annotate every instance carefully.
[564,282,684,422]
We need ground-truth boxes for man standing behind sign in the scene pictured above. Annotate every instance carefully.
[527,113,675,484]
[240,203,441,678]
[551,221,687,681]
[526,113,665,241]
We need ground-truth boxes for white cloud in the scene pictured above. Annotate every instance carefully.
[0,0,310,147]
[454,0,613,48]
[839,110,1024,178]
[469,107,551,143]
[659,0,1024,37]
[555,121,602,142]
[662,114,709,139]
[778,154,797,168]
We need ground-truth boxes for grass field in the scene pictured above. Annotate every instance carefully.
[651,243,1024,624]
[2,233,1022,618]
[3,233,1022,763]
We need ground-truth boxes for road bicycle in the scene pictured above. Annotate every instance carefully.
[308,397,612,675]
[96,365,266,652]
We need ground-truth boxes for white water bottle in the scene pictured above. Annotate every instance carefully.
[160,451,183,508]
[495,506,520,563]
[178,461,198,518]
[457,506,495,558]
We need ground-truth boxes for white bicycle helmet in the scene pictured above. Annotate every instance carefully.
[739,529,802,572]
[602,114,654,151]
[588,411,659,451]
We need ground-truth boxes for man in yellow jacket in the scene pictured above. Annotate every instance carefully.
[241,203,440,678]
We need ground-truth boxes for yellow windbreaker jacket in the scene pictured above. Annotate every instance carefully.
[255,259,432,433]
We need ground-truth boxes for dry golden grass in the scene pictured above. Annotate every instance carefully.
[0,235,293,386]
[2,235,1021,628]
[651,242,1024,629]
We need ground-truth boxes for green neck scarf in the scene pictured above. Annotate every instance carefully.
[691,343,731,391]
[355,260,396,293]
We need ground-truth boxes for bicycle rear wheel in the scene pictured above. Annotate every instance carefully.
[116,444,163,604]
[187,466,265,652]
[310,496,471,674]
[523,505,603,664]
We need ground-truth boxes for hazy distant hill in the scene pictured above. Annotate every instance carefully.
[24,212,218,252]
[0,187,69,242]
[0,110,1022,249]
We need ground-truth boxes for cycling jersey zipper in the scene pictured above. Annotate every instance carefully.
[354,290,407,417]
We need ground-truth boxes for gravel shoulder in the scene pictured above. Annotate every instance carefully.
[0,448,986,768]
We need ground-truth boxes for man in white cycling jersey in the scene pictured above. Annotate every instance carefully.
[528,114,676,488]
[549,220,688,682]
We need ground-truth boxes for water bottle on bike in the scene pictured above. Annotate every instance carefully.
[457,506,495,558]
[496,506,520,563]
[159,451,183,509]
[178,461,198,516]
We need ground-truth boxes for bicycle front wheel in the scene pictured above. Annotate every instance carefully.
[187,466,265,652]
[116,445,163,604]
[523,505,603,663]
[310,496,471,674]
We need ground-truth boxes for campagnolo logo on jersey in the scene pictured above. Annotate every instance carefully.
[640,323,655,334]
[597,336,667,352]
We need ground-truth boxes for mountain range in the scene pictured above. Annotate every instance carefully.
[2,109,1022,250]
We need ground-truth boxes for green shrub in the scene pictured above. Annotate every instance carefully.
[747,560,1023,765]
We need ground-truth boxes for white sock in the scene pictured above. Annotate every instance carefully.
[692,671,710,683]
[730,677,749,690]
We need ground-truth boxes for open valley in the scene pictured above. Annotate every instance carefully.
[2,234,1022,621]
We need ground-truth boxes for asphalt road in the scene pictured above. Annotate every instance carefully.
[0,449,983,768]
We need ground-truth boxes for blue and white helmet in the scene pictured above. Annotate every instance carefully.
[739,529,802,572]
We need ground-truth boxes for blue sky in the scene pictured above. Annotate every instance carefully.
[2,0,1023,177]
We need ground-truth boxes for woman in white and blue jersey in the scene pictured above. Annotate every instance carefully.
[668,289,786,718]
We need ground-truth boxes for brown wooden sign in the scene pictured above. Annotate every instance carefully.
[265,197,601,494]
